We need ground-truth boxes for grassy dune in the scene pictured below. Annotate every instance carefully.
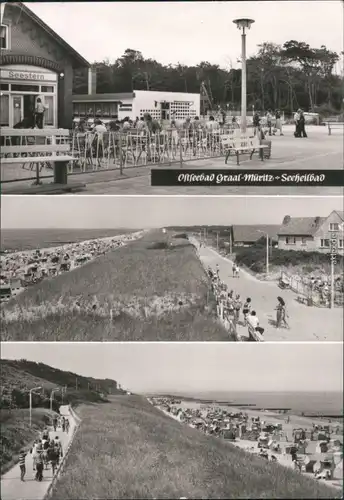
[2,231,228,341]
[1,228,137,252]
[1,408,56,474]
[50,396,340,500]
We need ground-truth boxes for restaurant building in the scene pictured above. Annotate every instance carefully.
[72,88,201,124]
[0,2,89,129]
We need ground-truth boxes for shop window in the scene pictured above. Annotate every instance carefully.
[102,103,110,117]
[110,103,118,117]
[78,103,86,117]
[12,84,40,92]
[0,94,9,126]
[73,103,80,116]
[43,96,54,126]
[86,104,95,117]
[0,83,9,91]
[41,85,54,93]
[0,25,8,49]
[95,104,103,116]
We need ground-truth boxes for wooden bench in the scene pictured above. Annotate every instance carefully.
[224,134,269,166]
[326,122,344,136]
[1,129,80,187]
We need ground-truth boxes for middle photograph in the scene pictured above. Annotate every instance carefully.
[1,196,343,342]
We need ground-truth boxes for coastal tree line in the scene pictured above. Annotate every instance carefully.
[73,40,343,116]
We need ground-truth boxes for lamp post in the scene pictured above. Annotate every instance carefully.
[29,387,42,427]
[233,18,255,133]
[257,230,269,274]
[50,388,61,411]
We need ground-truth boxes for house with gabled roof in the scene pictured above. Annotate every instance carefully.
[277,211,344,254]
[1,2,90,128]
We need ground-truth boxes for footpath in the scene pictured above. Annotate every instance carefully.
[191,240,343,342]
[1,405,78,500]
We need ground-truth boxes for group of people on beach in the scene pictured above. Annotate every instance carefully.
[18,416,68,482]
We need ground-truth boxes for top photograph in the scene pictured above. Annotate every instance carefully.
[0,1,343,196]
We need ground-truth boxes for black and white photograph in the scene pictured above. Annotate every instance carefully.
[1,196,343,342]
[0,1,343,499]
[0,342,342,500]
[0,1,343,195]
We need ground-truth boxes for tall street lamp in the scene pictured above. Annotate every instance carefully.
[233,18,255,132]
[29,387,42,427]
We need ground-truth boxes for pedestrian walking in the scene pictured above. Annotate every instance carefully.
[65,418,70,433]
[242,298,252,325]
[54,436,63,465]
[275,109,283,136]
[299,111,308,138]
[61,416,66,433]
[31,440,39,471]
[48,441,59,475]
[35,444,44,481]
[293,109,301,137]
[43,437,50,469]
[19,449,27,481]
[234,294,242,323]
[53,416,58,432]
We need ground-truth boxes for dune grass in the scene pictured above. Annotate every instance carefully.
[50,396,340,500]
[2,231,229,341]
[1,408,56,474]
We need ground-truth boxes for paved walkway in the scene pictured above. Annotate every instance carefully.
[1,405,76,500]
[194,242,343,342]
[2,126,343,195]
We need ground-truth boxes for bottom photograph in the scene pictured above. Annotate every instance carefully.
[0,342,343,500]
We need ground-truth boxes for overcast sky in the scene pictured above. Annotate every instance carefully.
[1,342,342,393]
[25,1,343,71]
[1,196,342,229]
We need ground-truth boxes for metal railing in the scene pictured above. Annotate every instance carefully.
[280,271,343,308]
[1,125,255,185]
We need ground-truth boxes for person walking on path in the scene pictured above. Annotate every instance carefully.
[293,109,301,137]
[242,298,252,325]
[65,418,70,433]
[48,440,59,475]
[19,450,27,481]
[299,111,308,138]
[35,444,44,482]
[54,436,63,465]
[31,440,39,471]
[274,109,284,136]
[53,416,58,432]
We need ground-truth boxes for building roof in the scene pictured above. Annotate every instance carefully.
[72,93,134,102]
[333,210,344,221]
[232,225,280,243]
[9,2,90,68]
[277,217,326,236]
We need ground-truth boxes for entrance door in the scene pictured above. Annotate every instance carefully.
[11,95,23,127]
[23,94,37,128]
